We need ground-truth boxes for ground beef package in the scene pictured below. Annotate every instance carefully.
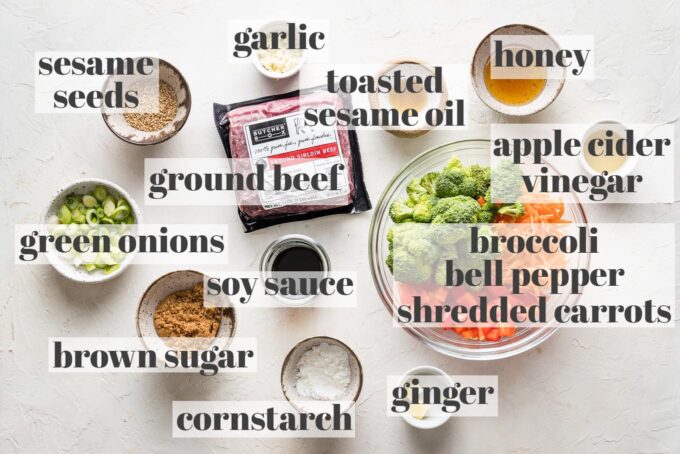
[213,87,371,232]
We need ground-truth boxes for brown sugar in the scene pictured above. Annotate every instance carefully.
[153,283,221,338]
[124,80,178,132]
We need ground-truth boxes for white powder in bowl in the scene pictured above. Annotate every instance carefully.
[295,343,351,400]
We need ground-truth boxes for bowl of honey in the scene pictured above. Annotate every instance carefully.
[471,24,565,116]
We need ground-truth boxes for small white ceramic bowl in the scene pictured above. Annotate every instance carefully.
[471,24,565,116]
[579,121,638,176]
[398,365,455,429]
[281,336,363,413]
[102,59,191,145]
[41,178,142,283]
[252,21,305,79]
[368,59,448,138]
[136,270,236,354]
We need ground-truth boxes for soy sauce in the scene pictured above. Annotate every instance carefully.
[272,246,324,273]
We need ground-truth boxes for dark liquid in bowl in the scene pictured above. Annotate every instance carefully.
[272,246,324,273]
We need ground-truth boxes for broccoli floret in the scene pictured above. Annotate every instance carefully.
[427,223,464,255]
[432,196,466,218]
[491,160,524,203]
[475,195,498,223]
[389,199,414,223]
[435,168,483,198]
[433,206,480,224]
[405,237,438,263]
[392,249,433,283]
[474,209,493,223]
[388,224,439,283]
[385,252,394,272]
[444,156,463,171]
[434,169,464,197]
[406,178,427,202]
[497,202,525,219]
[465,164,491,196]
[431,196,480,223]
[413,196,437,223]
[457,177,480,198]
[420,171,440,193]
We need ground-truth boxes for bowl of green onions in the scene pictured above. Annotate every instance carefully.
[41,178,142,283]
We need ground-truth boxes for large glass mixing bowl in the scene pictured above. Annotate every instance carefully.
[368,140,590,360]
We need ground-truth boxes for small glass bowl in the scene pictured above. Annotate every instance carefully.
[260,234,330,306]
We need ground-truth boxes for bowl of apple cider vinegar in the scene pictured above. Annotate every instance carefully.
[580,121,638,176]
[471,24,565,116]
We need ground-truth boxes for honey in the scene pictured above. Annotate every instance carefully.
[483,59,546,106]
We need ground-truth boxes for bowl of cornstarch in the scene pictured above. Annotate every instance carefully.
[280,336,363,413]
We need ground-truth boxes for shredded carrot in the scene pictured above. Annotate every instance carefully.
[445,196,570,341]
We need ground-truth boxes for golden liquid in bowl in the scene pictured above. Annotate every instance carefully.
[584,130,627,173]
[483,59,547,106]
[388,83,429,113]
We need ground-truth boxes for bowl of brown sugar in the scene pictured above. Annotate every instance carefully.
[136,270,236,353]
[102,58,191,145]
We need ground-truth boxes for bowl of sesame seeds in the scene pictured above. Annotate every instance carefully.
[101,58,191,145]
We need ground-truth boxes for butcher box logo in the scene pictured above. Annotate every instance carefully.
[249,118,290,144]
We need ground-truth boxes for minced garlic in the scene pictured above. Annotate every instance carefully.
[257,39,303,74]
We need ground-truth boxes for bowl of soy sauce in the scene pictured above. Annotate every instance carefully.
[260,234,330,306]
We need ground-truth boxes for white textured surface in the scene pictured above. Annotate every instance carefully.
[2,0,679,452]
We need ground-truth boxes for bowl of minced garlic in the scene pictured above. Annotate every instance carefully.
[136,270,235,352]
[102,58,191,145]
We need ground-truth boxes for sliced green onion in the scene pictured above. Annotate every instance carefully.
[52,224,67,237]
[111,206,130,221]
[85,209,99,225]
[66,195,78,210]
[57,205,72,224]
[111,250,126,263]
[103,264,120,275]
[55,186,135,275]
[103,199,116,217]
[93,185,108,202]
[83,195,98,208]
